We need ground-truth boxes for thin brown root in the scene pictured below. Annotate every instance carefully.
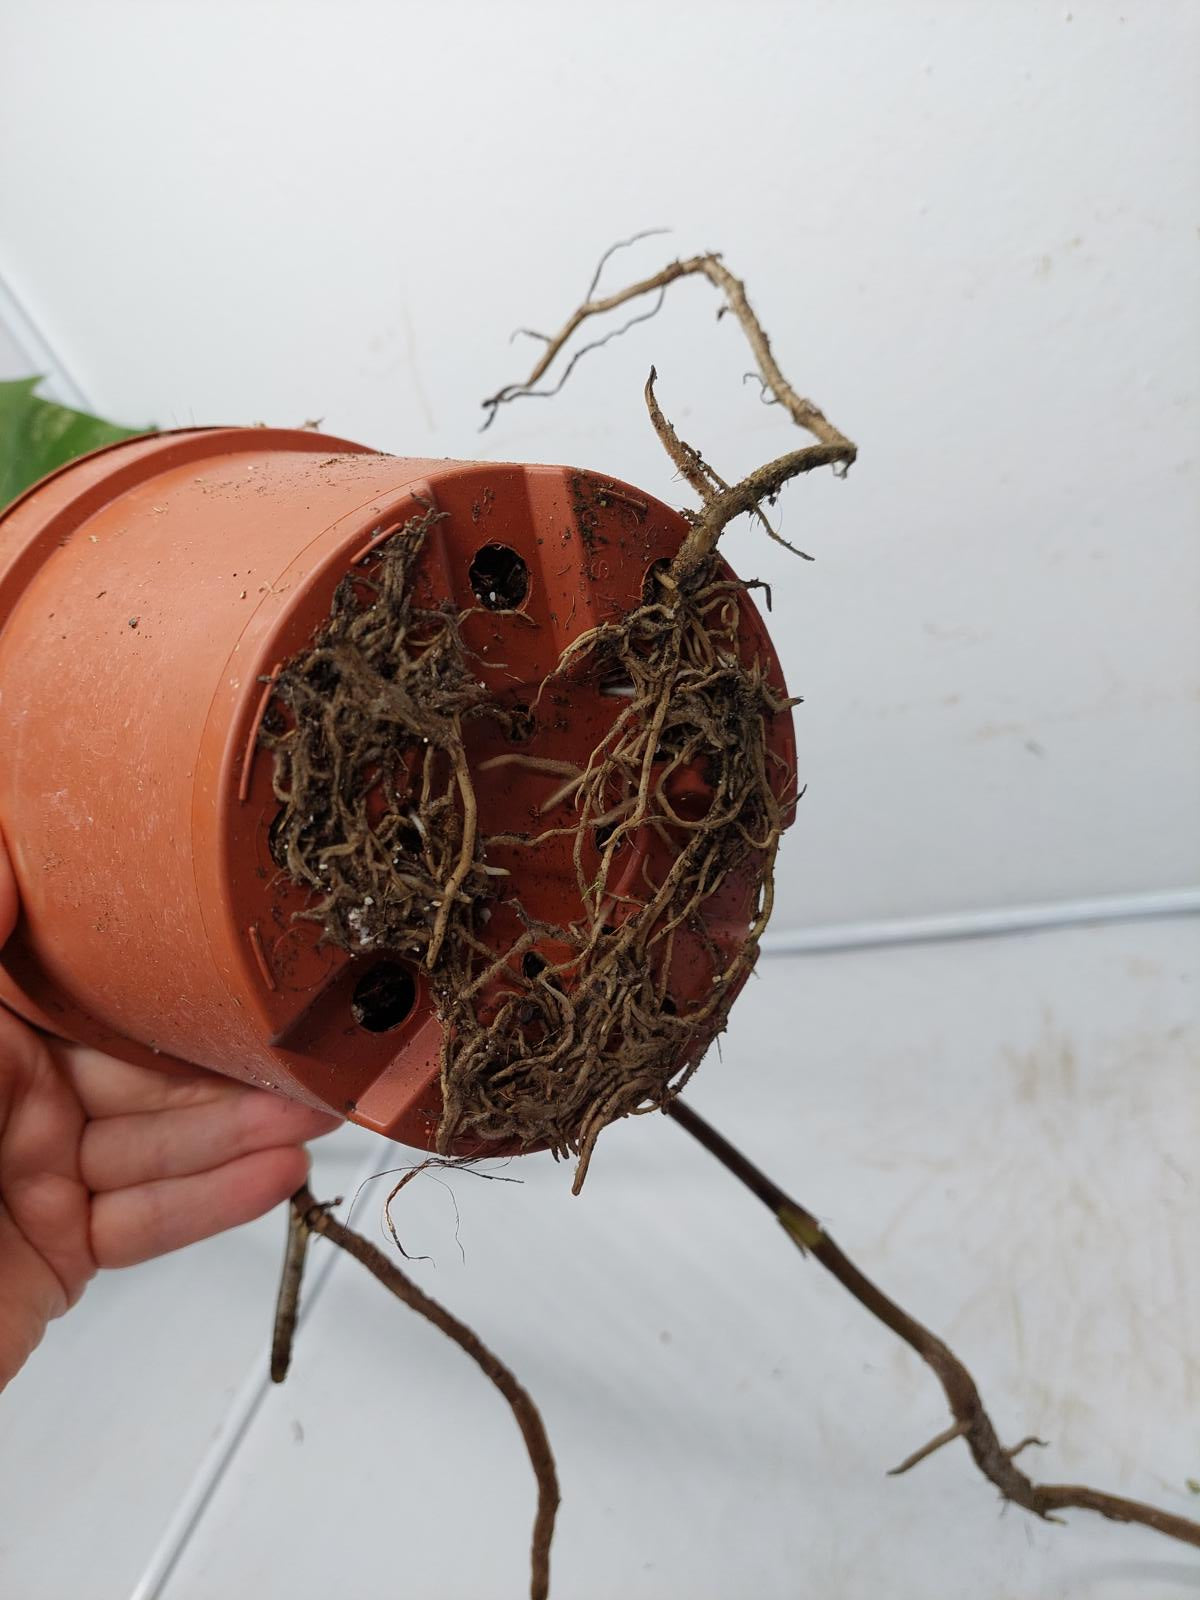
[277,1185,560,1600]
[888,1421,967,1477]
[665,1099,1200,1553]
[483,243,856,578]
[269,1201,312,1384]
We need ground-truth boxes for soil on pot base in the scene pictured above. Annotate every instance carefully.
[262,507,795,1188]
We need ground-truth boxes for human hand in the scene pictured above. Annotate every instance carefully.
[0,828,341,1390]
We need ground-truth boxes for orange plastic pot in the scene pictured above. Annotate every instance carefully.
[0,428,795,1151]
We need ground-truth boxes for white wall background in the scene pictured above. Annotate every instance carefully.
[0,8,1197,1600]
[1,0,1196,932]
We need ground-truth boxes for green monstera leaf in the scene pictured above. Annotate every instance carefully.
[0,377,147,511]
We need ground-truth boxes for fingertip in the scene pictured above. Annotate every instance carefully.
[258,1142,313,1206]
[239,1092,344,1148]
[306,1110,345,1139]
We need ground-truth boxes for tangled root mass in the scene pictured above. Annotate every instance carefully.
[263,504,792,1188]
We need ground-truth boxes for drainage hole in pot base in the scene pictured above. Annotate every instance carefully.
[351,961,418,1033]
[469,544,529,611]
[593,820,627,854]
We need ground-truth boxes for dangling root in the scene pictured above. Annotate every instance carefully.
[271,1186,560,1600]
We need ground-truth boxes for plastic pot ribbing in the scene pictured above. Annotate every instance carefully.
[0,428,795,1152]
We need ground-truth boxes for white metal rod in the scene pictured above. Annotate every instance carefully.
[759,886,1200,957]
[0,264,91,410]
[127,1148,386,1600]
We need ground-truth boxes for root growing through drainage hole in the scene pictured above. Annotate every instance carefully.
[266,240,1200,1596]
[262,241,853,1189]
